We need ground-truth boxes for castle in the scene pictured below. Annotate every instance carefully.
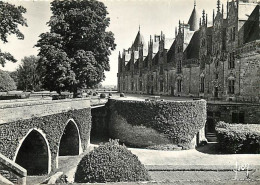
[117,0,259,103]
[117,0,260,133]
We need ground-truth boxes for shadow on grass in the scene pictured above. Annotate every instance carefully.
[196,142,224,155]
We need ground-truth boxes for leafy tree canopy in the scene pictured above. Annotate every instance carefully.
[0,1,27,67]
[16,55,42,91]
[36,0,116,94]
[0,70,17,91]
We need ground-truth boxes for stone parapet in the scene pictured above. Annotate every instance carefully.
[0,153,26,185]
[0,98,90,124]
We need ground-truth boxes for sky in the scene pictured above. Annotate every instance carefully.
[1,0,228,86]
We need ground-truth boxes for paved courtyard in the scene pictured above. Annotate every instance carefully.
[129,144,260,169]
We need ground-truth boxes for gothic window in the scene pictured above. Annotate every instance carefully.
[160,80,163,92]
[131,82,134,91]
[139,80,142,91]
[215,60,219,67]
[215,73,218,79]
[222,28,226,50]
[202,39,206,47]
[228,79,235,94]
[160,65,163,75]
[200,77,205,93]
[232,27,236,41]
[177,79,182,92]
[177,60,182,73]
[177,46,182,53]
[229,52,235,69]
[207,35,212,55]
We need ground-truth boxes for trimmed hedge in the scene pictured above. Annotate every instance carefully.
[74,139,151,183]
[100,93,106,98]
[216,121,260,154]
[108,99,206,149]
[120,93,125,97]
[109,114,171,148]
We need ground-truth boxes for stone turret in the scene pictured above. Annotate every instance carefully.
[131,26,145,51]
[188,0,199,31]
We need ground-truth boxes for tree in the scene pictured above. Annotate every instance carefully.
[36,0,116,95]
[0,1,27,67]
[16,56,42,91]
[8,71,18,86]
[0,70,17,91]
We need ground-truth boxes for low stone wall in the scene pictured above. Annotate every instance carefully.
[207,102,260,124]
[0,153,26,185]
[0,98,90,124]
[107,98,207,149]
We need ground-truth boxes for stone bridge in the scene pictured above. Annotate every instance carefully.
[0,98,96,184]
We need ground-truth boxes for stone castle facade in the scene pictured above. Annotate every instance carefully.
[117,0,260,103]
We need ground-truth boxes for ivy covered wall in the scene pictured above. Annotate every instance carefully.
[108,99,207,149]
[0,108,91,172]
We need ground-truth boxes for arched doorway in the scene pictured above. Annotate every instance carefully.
[15,130,50,175]
[59,120,80,156]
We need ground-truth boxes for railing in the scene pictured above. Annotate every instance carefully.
[0,153,26,185]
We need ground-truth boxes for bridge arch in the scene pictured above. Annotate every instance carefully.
[58,119,82,157]
[13,128,51,175]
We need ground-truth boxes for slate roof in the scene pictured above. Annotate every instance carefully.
[165,38,175,50]
[167,40,176,63]
[188,6,199,31]
[152,52,159,65]
[241,5,260,43]
[183,31,195,51]
[132,30,145,50]
[184,30,200,60]
[143,56,148,67]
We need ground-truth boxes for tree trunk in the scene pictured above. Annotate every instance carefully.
[73,87,78,98]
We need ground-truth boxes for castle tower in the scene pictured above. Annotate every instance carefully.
[131,25,145,51]
[188,0,199,31]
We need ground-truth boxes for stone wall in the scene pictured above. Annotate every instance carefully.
[91,106,109,139]
[207,102,260,124]
[0,153,26,185]
[0,99,91,173]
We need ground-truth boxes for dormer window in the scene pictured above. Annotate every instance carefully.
[228,52,235,69]
[177,60,182,73]
[202,39,206,47]
[177,46,182,53]
[228,79,235,94]
[231,27,236,41]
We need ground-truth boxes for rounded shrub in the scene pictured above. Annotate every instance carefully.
[100,93,106,98]
[109,92,112,96]
[120,93,125,97]
[92,92,97,96]
[74,139,151,183]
